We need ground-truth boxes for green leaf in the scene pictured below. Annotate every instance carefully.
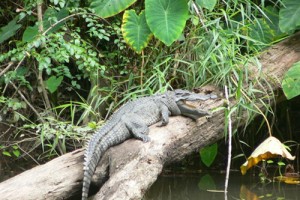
[145,0,189,46]
[90,0,137,18]
[282,62,300,99]
[0,17,22,44]
[2,151,12,157]
[200,143,218,167]
[13,149,21,157]
[196,0,217,11]
[22,26,39,42]
[122,10,152,53]
[46,76,63,93]
[279,0,300,33]
[277,161,286,166]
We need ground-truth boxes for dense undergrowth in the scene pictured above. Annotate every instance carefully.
[0,0,299,167]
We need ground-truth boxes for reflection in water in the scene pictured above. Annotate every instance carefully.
[143,172,300,200]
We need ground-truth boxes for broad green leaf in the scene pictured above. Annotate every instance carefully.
[196,0,217,11]
[90,0,137,18]
[145,0,188,46]
[46,76,63,93]
[200,143,218,167]
[0,17,22,44]
[248,7,284,50]
[22,26,39,42]
[122,10,152,53]
[279,0,300,33]
[282,62,300,99]
[264,6,283,37]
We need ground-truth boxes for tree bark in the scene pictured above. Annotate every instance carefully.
[1,32,300,200]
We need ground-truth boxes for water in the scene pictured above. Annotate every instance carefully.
[144,172,300,200]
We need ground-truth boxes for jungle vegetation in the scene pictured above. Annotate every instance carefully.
[0,0,300,170]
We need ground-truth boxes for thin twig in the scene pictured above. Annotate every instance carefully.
[191,1,209,32]
[18,145,40,165]
[140,50,145,88]
[37,2,52,111]
[37,2,44,33]
[2,55,27,95]
[224,85,232,199]
[10,82,45,123]
[42,13,78,36]
[0,62,14,77]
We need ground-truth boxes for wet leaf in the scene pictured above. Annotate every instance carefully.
[240,136,295,175]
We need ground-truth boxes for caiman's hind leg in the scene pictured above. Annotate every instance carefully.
[124,116,150,142]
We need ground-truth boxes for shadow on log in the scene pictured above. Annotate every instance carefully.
[0,32,300,200]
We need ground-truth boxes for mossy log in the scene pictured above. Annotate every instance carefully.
[0,32,300,200]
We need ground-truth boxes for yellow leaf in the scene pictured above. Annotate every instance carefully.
[274,176,300,184]
[240,136,295,175]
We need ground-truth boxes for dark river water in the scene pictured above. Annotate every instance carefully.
[143,171,300,200]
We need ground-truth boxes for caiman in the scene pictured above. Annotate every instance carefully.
[82,89,217,200]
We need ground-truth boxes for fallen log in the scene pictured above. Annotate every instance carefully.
[0,32,300,200]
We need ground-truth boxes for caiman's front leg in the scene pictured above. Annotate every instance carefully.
[157,105,170,127]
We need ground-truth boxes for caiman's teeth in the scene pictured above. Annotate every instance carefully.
[81,90,216,200]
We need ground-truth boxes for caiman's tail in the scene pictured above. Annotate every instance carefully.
[82,130,119,200]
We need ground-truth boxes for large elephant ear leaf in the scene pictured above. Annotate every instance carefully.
[145,0,188,46]
[122,10,152,53]
[90,0,137,18]
[279,0,300,33]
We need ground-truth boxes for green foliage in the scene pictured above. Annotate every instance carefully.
[282,62,300,99]
[90,0,137,18]
[0,97,27,122]
[200,143,218,167]
[121,10,152,53]
[1,145,21,158]
[46,76,64,93]
[279,0,300,33]
[0,17,22,44]
[0,0,298,165]
[33,118,94,155]
[195,0,217,11]
[248,7,284,50]
[22,8,69,42]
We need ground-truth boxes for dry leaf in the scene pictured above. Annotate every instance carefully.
[240,136,295,175]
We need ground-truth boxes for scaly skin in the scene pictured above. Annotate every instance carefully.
[82,90,216,200]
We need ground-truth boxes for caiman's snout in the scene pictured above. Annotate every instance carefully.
[176,101,210,120]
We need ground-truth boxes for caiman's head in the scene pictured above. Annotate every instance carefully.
[174,89,217,120]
